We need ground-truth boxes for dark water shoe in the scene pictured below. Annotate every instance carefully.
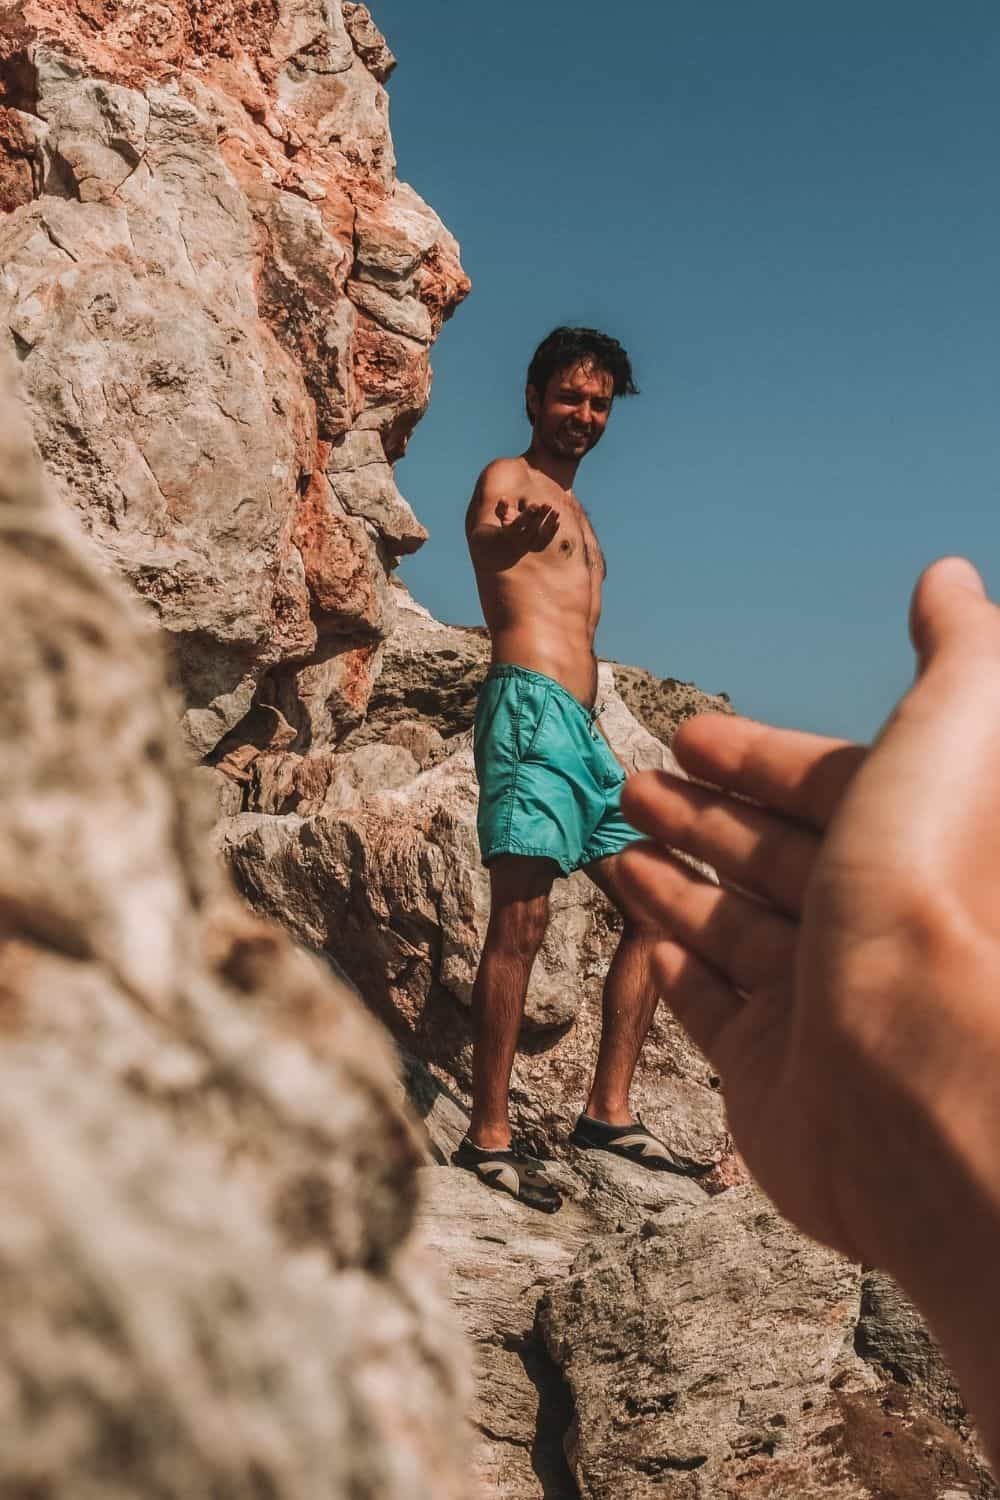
[569,1113,710,1177]
[452,1136,563,1213]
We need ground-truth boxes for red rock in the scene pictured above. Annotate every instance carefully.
[0,0,468,754]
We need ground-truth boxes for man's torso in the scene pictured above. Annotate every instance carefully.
[468,456,606,706]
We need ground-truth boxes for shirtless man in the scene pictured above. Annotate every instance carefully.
[454,327,695,1212]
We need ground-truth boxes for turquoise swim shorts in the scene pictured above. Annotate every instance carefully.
[473,664,646,876]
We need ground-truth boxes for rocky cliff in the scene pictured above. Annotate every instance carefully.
[0,0,468,763]
[0,2,996,1497]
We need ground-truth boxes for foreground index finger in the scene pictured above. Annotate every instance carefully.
[622,771,821,918]
[672,714,866,834]
[619,840,797,996]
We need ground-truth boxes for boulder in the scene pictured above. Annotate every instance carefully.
[540,1186,994,1499]
[611,661,733,745]
[0,0,469,756]
[416,1132,704,1499]
[0,350,470,1498]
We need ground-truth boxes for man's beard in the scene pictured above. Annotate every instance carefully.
[549,423,603,458]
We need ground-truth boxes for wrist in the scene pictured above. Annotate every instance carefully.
[891,1169,1000,1471]
[843,947,1000,1467]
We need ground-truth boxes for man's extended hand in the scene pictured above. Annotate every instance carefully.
[495,496,560,553]
[619,558,1000,1283]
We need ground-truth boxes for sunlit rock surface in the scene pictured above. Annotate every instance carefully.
[1,3,995,1496]
[0,0,468,755]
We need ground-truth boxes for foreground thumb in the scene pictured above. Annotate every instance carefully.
[909,557,990,671]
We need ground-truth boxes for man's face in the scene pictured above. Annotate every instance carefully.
[528,359,614,461]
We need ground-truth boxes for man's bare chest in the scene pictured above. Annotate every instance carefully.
[554,503,606,581]
[517,482,605,580]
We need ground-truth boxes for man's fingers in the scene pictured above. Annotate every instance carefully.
[909,557,996,675]
[519,505,555,538]
[508,498,535,528]
[503,499,563,549]
[622,771,821,918]
[534,511,560,546]
[620,841,797,994]
[672,715,865,834]
[648,938,742,1066]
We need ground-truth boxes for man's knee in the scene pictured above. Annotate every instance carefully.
[619,911,665,945]
[488,895,550,961]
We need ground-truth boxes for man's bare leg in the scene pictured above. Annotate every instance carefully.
[469,854,556,1148]
[582,852,661,1125]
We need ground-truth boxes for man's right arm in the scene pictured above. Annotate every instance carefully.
[465,463,559,572]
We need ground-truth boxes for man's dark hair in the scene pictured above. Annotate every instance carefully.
[525,326,639,420]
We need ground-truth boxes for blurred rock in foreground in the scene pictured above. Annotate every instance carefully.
[0,350,469,1495]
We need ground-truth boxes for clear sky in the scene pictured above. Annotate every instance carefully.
[377,1,1000,741]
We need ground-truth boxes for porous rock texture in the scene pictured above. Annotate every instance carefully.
[417,1096,998,1500]
[2,2,996,1497]
[0,353,470,1495]
[538,1188,997,1499]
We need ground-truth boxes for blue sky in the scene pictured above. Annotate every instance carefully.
[376,1,1000,740]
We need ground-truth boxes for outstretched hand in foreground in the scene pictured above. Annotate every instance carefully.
[621,558,1000,1468]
